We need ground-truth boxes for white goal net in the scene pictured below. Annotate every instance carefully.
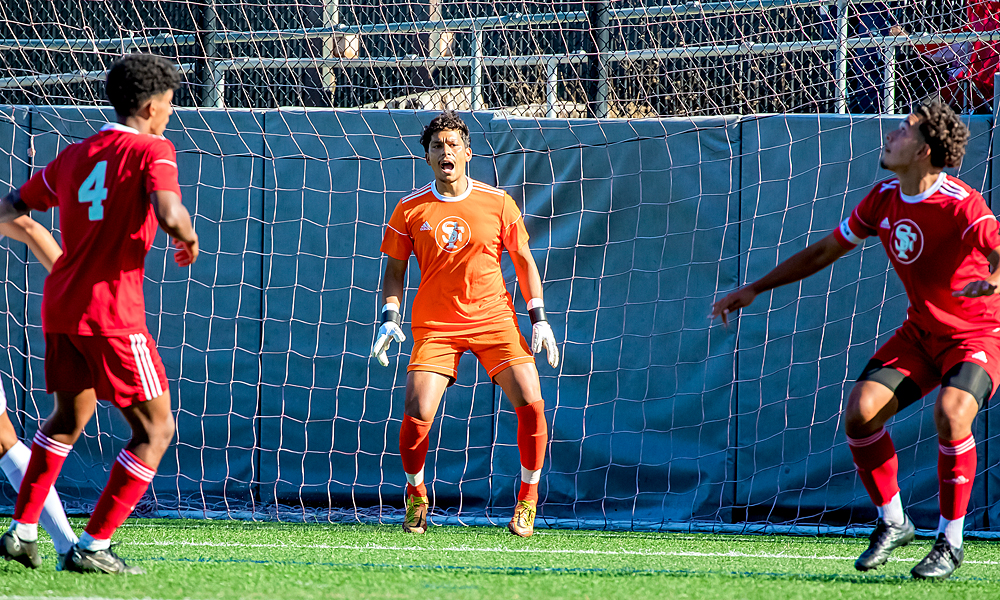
[0,1,998,533]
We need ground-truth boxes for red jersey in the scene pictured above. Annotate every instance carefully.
[833,173,1000,334]
[381,178,530,336]
[19,123,181,335]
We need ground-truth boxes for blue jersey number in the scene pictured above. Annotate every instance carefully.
[78,161,108,221]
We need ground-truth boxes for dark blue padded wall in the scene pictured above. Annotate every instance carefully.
[21,107,132,511]
[257,110,498,511]
[20,107,266,513]
[490,116,741,525]
[738,114,993,529]
[153,109,264,511]
[0,107,31,510]
[2,107,999,531]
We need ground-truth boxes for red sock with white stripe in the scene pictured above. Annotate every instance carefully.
[515,401,547,503]
[848,428,904,524]
[400,415,432,498]
[12,432,73,537]
[82,449,155,544]
[938,433,976,549]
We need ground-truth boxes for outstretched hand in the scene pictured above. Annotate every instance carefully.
[710,286,758,326]
[953,280,998,298]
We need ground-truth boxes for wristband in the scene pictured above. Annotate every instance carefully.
[527,298,546,324]
[528,306,547,325]
[380,303,402,327]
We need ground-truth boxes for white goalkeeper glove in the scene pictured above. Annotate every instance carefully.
[528,299,559,368]
[371,303,406,367]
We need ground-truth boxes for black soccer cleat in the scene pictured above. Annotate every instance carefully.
[855,517,915,571]
[63,544,145,575]
[0,529,41,569]
[911,533,964,580]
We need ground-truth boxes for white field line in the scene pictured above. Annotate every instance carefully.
[129,540,1000,566]
[0,597,175,600]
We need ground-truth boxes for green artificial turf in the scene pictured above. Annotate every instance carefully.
[0,518,998,599]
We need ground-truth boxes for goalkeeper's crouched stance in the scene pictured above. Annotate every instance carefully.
[371,110,559,537]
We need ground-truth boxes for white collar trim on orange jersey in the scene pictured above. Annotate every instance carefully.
[100,122,140,135]
[432,177,474,202]
[899,172,946,204]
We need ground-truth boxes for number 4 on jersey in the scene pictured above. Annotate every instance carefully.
[78,161,108,221]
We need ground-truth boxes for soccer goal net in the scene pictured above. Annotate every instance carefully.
[0,1,998,534]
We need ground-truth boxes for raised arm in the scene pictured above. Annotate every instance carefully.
[711,232,850,325]
[509,242,559,368]
[150,190,198,266]
[0,215,62,272]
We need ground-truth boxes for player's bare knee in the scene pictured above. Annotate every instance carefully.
[149,413,175,450]
[52,409,91,439]
[844,392,881,438]
[934,391,978,440]
[844,411,877,439]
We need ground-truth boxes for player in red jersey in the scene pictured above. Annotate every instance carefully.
[0,54,198,574]
[0,216,80,569]
[712,100,998,579]
[372,111,559,537]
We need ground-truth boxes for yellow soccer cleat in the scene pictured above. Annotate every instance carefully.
[508,500,537,537]
[403,494,429,534]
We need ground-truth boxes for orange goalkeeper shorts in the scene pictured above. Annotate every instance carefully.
[408,324,534,380]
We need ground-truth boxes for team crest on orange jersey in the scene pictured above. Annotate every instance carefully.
[889,219,923,264]
[434,217,472,253]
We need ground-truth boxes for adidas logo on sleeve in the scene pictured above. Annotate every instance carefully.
[420,221,432,232]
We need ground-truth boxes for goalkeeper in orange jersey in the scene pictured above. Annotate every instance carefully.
[371,110,559,537]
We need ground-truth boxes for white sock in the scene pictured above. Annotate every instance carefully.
[405,467,424,488]
[11,520,37,542]
[0,441,78,554]
[939,515,964,549]
[78,531,110,552]
[520,466,541,485]
[876,492,905,526]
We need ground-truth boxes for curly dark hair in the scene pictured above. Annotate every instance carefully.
[419,111,470,152]
[914,100,969,169]
[105,53,181,118]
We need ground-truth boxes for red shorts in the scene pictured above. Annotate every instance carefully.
[409,324,534,380]
[870,320,1000,402]
[44,331,168,408]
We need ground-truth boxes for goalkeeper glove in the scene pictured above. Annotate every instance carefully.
[371,303,406,367]
[528,300,559,368]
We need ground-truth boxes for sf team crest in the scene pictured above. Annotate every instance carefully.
[434,217,472,253]
[889,219,923,264]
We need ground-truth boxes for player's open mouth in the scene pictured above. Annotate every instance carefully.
[440,161,455,173]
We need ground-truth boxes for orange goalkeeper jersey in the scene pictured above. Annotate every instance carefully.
[380,178,530,336]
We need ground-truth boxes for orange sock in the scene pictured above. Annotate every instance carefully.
[400,414,432,498]
[515,401,547,503]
